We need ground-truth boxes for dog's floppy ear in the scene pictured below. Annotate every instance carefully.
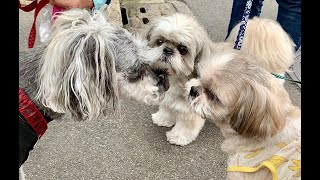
[36,9,118,120]
[146,25,154,41]
[229,80,286,139]
[140,20,155,41]
[194,32,212,65]
[194,47,204,65]
[143,26,154,42]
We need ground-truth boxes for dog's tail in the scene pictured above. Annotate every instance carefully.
[227,17,295,74]
[36,8,119,120]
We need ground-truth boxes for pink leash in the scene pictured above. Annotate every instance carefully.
[52,5,65,23]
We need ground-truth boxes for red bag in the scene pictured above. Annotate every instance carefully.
[19,0,50,48]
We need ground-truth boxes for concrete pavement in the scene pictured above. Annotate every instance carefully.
[19,0,301,179]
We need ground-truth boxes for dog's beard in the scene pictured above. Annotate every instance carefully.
[152,52,195,77]
[153,54,174,74]
[159,53,169,63]
[188,95,209,119]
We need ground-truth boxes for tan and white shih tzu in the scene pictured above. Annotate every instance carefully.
[142,13,215,146]
[186,19,300,179]
[19,8,169,167]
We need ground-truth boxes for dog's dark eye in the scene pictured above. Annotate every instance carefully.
[204,88,219,102]
[177,45,188,55]
[156,39,164,46]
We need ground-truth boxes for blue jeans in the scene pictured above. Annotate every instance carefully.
[226,0,301,51]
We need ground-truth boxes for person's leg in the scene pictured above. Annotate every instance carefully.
[276,0,301,85]
[276,0,301,51]
[226,0,264,39]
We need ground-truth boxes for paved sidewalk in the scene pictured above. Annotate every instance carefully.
[19,0,301,179]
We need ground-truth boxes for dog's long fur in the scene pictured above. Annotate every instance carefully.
[19,8,168,122]
[185,18,300,179]
[146,14,296,146]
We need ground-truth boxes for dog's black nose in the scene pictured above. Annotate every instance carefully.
[163,47,173,55]
[190,86,200,97]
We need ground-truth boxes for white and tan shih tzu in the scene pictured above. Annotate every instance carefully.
[19,8,169,167]
[186,19,300,179]
[142,13,215,146]
[144,13,296,147]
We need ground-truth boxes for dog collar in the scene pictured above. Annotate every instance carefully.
[19,88,48,138]
[271,73,301,84]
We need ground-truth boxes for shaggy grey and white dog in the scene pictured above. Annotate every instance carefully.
[19,7,169,167]
[19,8,169,121]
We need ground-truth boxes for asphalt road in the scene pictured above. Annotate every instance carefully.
[19,0,301,179]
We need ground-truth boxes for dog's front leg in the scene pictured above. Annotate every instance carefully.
[166,112,205,146]
[152,103,176,127]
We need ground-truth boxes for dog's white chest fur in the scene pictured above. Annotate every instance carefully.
[162,76,192,112]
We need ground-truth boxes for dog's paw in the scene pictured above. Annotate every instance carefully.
[151,112,175,127]
[143,87,165,105]
[166,129,195,146]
